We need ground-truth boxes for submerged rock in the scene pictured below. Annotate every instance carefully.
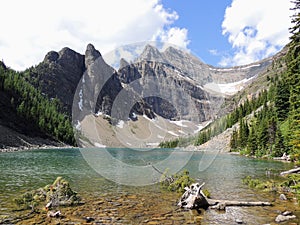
[84,216,95,222]
[275,214,296,223]
[282,211,292,216]
[14,177,82,211]
[235,218,244,224]
[47,210,61,218]
[279,193,287,201]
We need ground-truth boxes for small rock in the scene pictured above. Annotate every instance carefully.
[112,202,122,207]
[235,218,244,224]
[275,214,296,223]
[85,217,95,223]
[214,202,226,210]
[147,222,159,225]
[45,201,52,209]
[47,210,61,218]
[279,193,287,200]
[282,211,292,216]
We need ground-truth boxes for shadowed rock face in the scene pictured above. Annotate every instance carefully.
[33,47,86,112]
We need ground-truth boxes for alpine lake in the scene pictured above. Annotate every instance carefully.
[0,148,299,224]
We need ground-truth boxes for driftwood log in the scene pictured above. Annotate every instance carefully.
[178,182,209,209]
[178,182,272,210]
[280,167,300,176]
[208,199,272,210]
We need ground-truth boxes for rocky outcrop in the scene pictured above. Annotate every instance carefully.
[85,43,101,68]
[275,211,297,223]
[115,52,215,121]
[138,44,167,63]
[33,47,85,112]
[72,44,155,123]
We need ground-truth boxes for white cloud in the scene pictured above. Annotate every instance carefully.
[155,27,190,49]
[0,0,189,70]
[220,0,294,67]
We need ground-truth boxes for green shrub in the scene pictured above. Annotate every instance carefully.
[160,169,195,193]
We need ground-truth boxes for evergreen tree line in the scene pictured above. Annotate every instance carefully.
[230,0,300,160]
[159,90,269,148]
[0,65,76,145]
[229,101,286,158]
[194,90,269,146]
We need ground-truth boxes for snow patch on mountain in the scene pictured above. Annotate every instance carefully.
[203,76,257,95]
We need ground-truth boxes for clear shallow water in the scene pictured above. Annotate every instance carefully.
[0,148,298,224]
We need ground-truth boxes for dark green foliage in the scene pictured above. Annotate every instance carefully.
[160,169,195,193]
[159,139,179,148]
[239,118,249,148]
[14,177,81,211]
[159,136,195,148]
[273,127,285,157]
[194,90,268,147]
[247,126,257,155]
[242,176,267,189]
[229,1,300,160]
[243,173,300,205]
[0,66,75,145]
[275,80,290,121]
[284,0,300,159]
[230,129,239,150]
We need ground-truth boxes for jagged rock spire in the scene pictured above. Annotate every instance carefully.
[85,43,101,67]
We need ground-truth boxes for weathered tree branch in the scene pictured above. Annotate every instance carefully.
[208,199,272,210]
[178,182,272,211]
[280,167,300,176]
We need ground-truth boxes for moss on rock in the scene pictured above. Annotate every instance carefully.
[14,177,81,211]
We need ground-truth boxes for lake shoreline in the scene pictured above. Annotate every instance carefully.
[0,144,75,153]
[0,143,295,165]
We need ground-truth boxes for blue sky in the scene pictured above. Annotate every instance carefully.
[162,0,233,65]
[0,0,294,70]
[161,0,293,67]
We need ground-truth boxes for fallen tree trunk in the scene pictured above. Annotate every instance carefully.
[178,182,272,211]
[207,199,272,210]
[280,167,300,176]
[178,182,209,209]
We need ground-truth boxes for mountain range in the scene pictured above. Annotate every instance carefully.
[0,42,286,149]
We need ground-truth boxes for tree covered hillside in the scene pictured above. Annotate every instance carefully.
[0,63,75,146]
[230,1,300,160]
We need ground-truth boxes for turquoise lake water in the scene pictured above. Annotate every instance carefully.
[0,148,298,224]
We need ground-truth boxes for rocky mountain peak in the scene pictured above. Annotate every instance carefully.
[48,47,85,71]
[85,43,102,67]
[119,58,129,69]
[138,44,166,63]
[44,51,59,63]
[58,47,81,60]
[163,46,183,57]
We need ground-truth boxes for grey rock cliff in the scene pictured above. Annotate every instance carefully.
[29,43,273,123]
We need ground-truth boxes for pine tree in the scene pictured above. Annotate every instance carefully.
[230,129,239,150]
[238,119,249,148]
[274,127,286,157]
[286,0,300,159]
[247,126,257,155]
[275,80,290,121]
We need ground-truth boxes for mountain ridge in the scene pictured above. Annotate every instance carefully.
[0,43,287,149]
